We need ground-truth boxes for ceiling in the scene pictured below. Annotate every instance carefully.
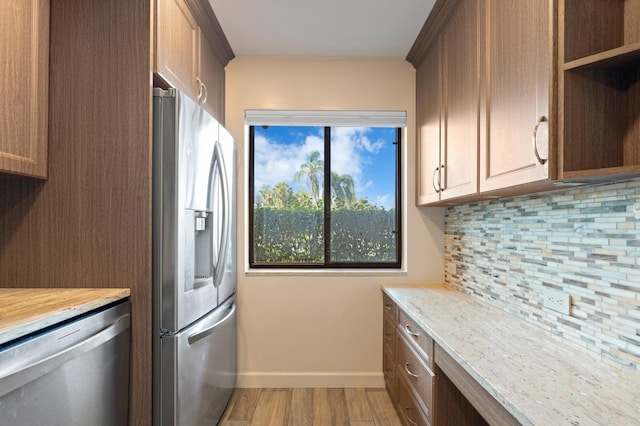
[208,0,435,58]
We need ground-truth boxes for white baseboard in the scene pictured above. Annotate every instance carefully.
[236,371,385,388]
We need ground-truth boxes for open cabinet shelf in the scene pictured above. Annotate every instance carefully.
[564,42,640,71]
[560,0,640,180]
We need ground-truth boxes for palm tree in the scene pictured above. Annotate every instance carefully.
[295,150,324,204]
[331,172,356,208]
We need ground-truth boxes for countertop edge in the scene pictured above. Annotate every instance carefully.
[0,288,131,345]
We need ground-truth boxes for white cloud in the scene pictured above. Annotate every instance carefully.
[331,127,362,178]
[331,127,385,195]
[375,194,390,206]
[254,131,323,192]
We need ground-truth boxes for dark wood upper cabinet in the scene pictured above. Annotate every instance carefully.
[154,0,233,124]
[409,0,640,206]
[480,0,552,192]
[0,0,49,178]
[441,0,480,200]
[416,36,443,205]
[415,0,480,204]
[155,0,201,100]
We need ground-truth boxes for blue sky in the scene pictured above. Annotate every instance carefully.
[253,126,397,209]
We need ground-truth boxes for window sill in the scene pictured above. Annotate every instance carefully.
[245,268,408,277]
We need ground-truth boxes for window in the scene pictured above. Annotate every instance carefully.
[247,110,404,269]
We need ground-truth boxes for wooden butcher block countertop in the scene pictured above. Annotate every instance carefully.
[0,288,130,345]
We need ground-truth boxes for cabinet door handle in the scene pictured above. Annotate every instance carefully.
[196,77,203,103]
[385,303,394,311]
[404,362,419,378]
[432,166,440,193]
[532,116,548,165]
[405,324,420,337]
[404,407,418,426]
[195,77,208,106]
[200,80,208,106]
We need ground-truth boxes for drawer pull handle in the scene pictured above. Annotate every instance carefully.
[385,303,394,310]
[405,324,420,337]
[404,362,419,379]
[384,332,393,341]
[404,407,418,426]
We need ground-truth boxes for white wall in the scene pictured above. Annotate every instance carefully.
[225,56,444,387]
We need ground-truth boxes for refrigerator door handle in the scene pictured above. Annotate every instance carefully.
[211,141,230,288]
[187,303,236,345]
[0,313,130,398]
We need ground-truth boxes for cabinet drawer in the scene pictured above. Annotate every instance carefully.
[383,292,397,322]
[398,309,434,369]
[396,372,430,426]
[397,333,434,423]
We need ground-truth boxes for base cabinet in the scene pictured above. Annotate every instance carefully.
[383,293,491,426]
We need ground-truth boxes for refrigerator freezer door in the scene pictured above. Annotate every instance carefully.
[159,296,236,426]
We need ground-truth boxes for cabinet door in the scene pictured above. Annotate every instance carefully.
[0,0,49,178]
[441,0,479,200]
[199,35,225,123]
[156,0,200,99]
[416,37,443,205]
[480,0,550,191]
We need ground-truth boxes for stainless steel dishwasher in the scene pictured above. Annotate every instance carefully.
[0,300,131,426]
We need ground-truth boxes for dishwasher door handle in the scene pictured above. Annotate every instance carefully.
[188,303,236,344]
[0,314,130,398]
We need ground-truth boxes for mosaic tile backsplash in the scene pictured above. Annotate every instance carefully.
[444,178,640,370]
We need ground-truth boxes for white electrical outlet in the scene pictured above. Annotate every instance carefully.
[543,289,571,315]
[447,263,457,275]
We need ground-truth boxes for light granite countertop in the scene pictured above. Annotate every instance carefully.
[0,288,130,345]
[383,283,640,426]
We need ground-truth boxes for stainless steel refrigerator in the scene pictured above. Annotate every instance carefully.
[152,88,237,425]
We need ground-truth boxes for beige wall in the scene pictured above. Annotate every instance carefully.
[225,56,444,387]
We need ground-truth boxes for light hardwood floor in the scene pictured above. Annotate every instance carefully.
[219,388,402,426]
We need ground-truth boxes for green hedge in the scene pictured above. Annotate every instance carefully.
[253,208,397,264]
